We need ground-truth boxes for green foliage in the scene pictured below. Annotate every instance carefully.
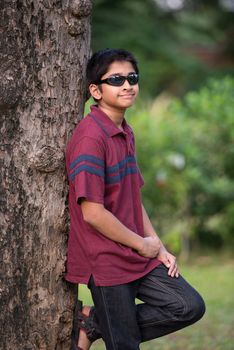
[126,76,234,251]
[92,0,234,97]
[172,77,234,246]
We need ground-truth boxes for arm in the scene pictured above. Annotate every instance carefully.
[80,200,160,258]
[142,203,160,239]
[142,204,179,278]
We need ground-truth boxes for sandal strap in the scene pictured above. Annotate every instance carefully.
[70,299,101,349]
[77,306,101,342]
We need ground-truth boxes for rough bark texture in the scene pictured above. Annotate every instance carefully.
[0,1,92,348]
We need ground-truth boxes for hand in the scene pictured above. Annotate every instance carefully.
[157,246,179,278]
[137,237,161,258]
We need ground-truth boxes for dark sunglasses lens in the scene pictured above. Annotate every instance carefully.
[108,76,125,86]
[105,74,139,86]
[128,74,139,85]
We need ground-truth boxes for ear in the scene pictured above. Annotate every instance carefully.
[89,84,102,101]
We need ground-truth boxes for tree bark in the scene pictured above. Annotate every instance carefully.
[0,1,92,348]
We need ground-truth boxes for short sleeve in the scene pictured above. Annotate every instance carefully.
[68,136,105,204]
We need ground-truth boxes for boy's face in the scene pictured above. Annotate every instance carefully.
[89,61,139,111]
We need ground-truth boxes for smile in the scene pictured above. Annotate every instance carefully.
[119,94,135,98]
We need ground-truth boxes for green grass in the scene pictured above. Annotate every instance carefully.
[79,255,234,349]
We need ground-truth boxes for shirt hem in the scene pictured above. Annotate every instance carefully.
[65,274,90,285]
[65,260,162,286]
[93,260,162,286]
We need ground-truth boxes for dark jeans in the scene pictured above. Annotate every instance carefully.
[88,264,205,350]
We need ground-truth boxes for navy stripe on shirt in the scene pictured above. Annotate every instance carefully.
[70,154,104,170]
[70,154,139,184]
[70,164,105,181]
[106,165,138,184]
[106,156,136,174]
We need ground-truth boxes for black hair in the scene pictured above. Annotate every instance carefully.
[85,48,139,100]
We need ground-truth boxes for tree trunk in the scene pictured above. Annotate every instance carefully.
[0,1,92,348]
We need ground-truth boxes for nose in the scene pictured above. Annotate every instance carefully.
[122,79,133,89]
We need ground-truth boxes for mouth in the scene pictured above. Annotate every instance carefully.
[119,94,135,98]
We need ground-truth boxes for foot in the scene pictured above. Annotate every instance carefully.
[77,306,92,350]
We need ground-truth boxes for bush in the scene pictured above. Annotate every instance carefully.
[128,76,234,254]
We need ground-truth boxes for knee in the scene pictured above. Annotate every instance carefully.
[185,292,206,323]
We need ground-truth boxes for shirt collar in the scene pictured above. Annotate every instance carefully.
[89,105,132,137]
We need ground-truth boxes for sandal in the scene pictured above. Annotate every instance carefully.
[70,299,101,350]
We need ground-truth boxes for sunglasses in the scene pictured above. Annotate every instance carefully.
[97,73,139,87]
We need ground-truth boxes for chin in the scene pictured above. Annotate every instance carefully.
[121,100,135,108]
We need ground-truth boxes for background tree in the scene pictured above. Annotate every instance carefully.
[91,0,234,97]
[0,0,91,348]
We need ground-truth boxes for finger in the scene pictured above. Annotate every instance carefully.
[173,265,180,278]
[167,259,176,275]
[168,263,175,276]
[169,266,176,277]
[168,262,177,277]
[172,265,178,277]
[164,260,171,270]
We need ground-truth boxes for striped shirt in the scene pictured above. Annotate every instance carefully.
[65,105,160,286]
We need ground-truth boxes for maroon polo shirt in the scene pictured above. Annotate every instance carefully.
[65,105,160,286]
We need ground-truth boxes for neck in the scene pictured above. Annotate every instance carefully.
[98,105,125,129]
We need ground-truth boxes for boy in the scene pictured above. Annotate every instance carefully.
[66,49,205,350]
